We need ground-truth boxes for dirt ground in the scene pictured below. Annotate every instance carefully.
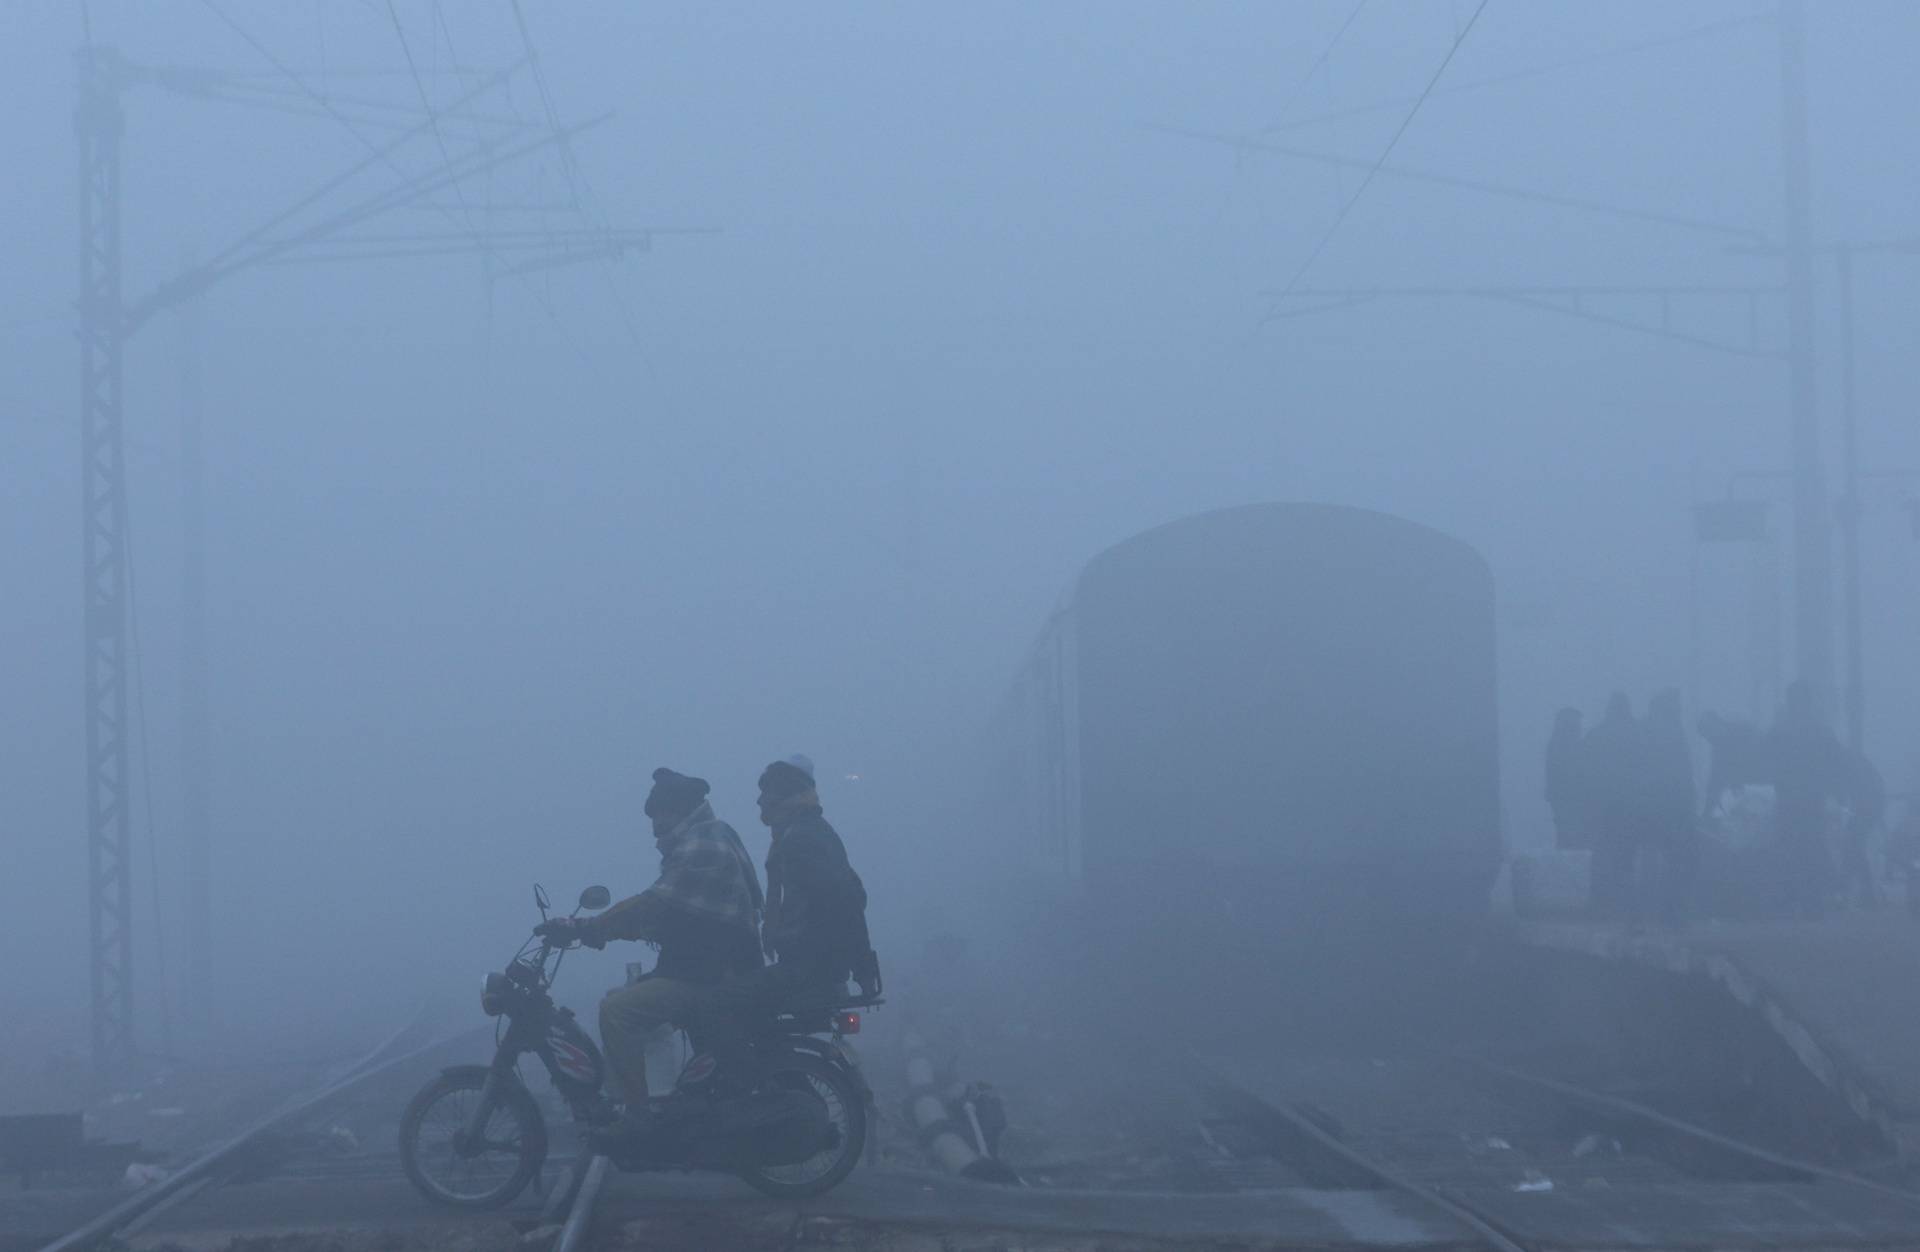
[134,1222,1375,1252]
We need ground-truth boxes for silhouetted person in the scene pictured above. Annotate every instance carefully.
[703,757,877,1087]
[1887,800,1920,916]
[1546,708,1591,851]
[1766,681,1848,918]
[1838,748,1886,906]
[1584,692,1645,915]
[534,767,764,1148]
[1696,710,1768,819]
[1644,689,1697,925]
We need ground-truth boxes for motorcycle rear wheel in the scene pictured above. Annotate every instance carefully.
[399,1068,547,1209]
[736,1053,867,1199]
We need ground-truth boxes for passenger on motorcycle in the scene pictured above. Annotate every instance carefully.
[534,767,762,1144]
[702,758,877,1083]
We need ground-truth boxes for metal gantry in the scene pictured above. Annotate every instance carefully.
[1195,0,1893,728]
[72,13,687,1078]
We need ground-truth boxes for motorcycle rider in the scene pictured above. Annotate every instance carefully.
[535,767,763,1144]
[700,757,876,1085]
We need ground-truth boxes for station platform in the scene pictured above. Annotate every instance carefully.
[1514,910,1920,1155]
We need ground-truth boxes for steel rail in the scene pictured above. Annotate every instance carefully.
[37,1020,473,1252]
[1466,1057,1920,1211]
[1193,1055,1531,1252]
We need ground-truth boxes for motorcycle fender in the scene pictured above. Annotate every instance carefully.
[780,1039,873,1102]
[440,1063,528,1088]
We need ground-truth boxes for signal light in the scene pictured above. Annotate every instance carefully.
[833,1011,861,1035]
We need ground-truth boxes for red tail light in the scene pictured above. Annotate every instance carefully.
[833,1011,861,1035]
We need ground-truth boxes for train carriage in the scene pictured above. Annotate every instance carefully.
[987,503,1501,936]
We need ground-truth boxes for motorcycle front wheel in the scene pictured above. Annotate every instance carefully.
[399,1068,547,1209]
[736,1053,868,1199]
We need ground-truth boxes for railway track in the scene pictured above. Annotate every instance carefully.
[34,1008,1920,1250]
[1192,1051,1920,1250]
[30,1019,482,1252]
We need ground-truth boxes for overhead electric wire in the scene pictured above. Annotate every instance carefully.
[219,65,487,80]
[428,3,635,365]
[1274,0,1493,298]
[174,91,432,134]
[1259,10,1767,135]
[1154,119,1760,240]
[509,0,586,209]
[1264,0,1372,134]
[507,0,648,356]
[197,0,602,366]
[1212,0,1368,226]
[384,0,491,271]
[198,0,427,161]
[435,9,629,371]
[201,76,541,132]
[131,113,610,327]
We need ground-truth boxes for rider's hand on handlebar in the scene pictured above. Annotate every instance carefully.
[534,917,602,948]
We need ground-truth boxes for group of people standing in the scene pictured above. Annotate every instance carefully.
[1546,689,1698,923]
[1546,681,1885,923]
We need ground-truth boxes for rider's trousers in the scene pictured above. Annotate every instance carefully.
[599,975,707,1102]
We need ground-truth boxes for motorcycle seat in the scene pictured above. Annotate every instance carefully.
[821,989,884,1012]
[761,991,884,1033]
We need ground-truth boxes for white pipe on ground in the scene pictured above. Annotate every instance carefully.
[902,1029,1019,1184]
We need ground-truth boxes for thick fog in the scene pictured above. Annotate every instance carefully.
[4,2,1919,1068]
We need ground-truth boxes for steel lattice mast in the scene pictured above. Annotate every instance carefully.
[77,43,135,1080]
[69,15,693,1079]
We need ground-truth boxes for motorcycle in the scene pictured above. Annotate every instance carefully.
[398,883,879,1209]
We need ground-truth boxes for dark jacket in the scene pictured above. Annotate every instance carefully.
[1698,712,1768,817]
[1644,692,1695,838]
[1545,710,1590,848]
[1767,714,1848,833]
[1584,698,1648,840]
[763,807,870,985]
[587,802,764,985]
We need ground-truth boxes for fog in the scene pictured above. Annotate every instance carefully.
[4,2,1919,1074]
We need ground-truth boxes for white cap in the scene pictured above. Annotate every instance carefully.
[784,753,816,780]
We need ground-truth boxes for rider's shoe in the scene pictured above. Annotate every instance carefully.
[581,1096,622,1127]
[586,1107,654,1152]
[586,1095,696,1153]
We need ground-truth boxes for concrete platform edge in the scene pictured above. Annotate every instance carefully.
[1517,922,1900,1152]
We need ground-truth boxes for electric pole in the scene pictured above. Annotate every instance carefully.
[1777,0,1833,711]
[1835,244,1862,752]
[178,285,211,1036]
[71,16,684,1078]
[77,42,135,1081]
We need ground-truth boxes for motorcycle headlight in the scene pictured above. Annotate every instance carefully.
[481,971,511,1016]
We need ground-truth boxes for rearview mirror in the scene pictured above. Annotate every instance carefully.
[578,885,612,912]
[534,883,551,912]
